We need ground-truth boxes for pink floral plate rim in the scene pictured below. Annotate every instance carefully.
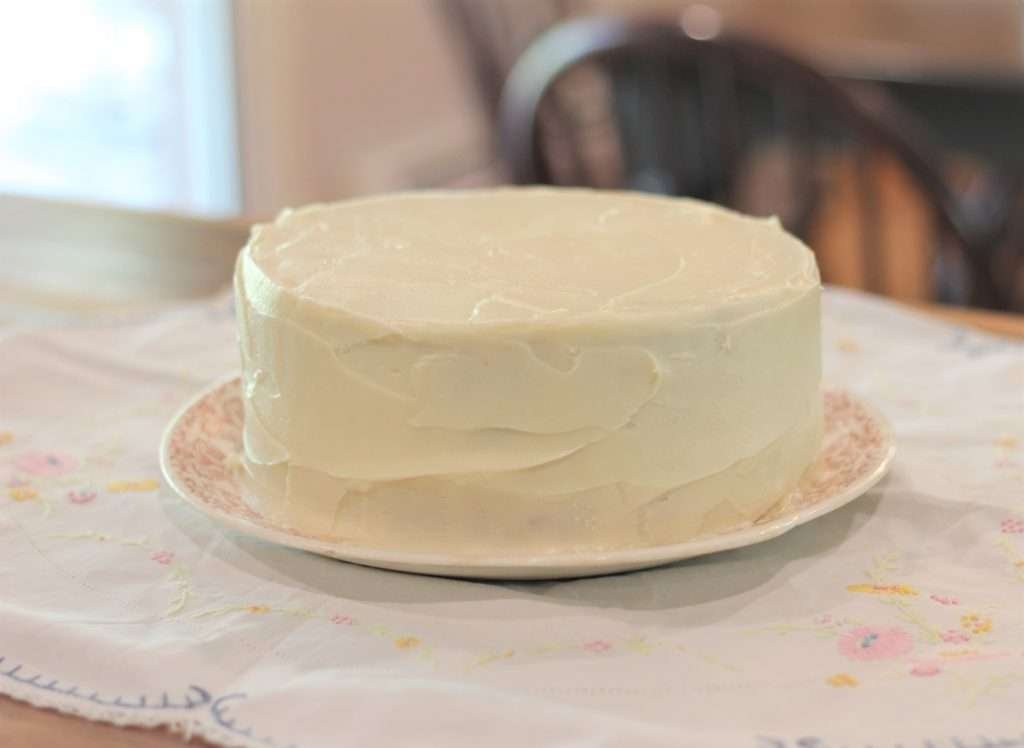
[159,376,894,580]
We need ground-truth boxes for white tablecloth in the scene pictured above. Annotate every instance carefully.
[1,288,1022,748]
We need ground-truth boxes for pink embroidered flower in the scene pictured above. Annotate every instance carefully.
[330,614,353,625]
[940,630,970,644]
[67,489,96,505]
[1000,518,1024,534]
[814,614,850,628]
[15,452,78,476]
[583,640,612,653]
[910,662,942,677]
[837,626,913,661]
[150,550,174,565]
[930,594,959,606]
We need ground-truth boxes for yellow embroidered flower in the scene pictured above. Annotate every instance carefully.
[994,435,1019,449]
[846,583,918,596]
[939,649,978,658]
[394,636,420,650]
[624,637,652,654]
[8,486,37,502]
[472,650,515,668]
[246,605,271,614]
[107,479,160,493]
[0,432,12,446]
[837,338,861,353]
[826,673,858,687]
[960,613,992,634]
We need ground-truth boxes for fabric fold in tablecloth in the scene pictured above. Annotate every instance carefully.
[1,287,1023,748]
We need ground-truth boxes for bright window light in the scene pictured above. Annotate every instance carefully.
[0,0,239,216]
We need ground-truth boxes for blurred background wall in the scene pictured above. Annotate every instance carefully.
[2,0,1023,309]
[4,0,1024,218]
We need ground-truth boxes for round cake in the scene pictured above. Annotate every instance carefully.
[234,187,822,554]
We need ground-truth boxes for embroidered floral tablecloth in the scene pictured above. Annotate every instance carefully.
[1,287,1022,748]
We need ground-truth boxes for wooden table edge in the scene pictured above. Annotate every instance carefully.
[904,300,1024,339]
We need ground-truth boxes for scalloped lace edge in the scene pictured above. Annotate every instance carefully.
[1,681,267,748]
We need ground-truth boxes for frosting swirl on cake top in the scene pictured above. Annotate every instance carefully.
[242,187,818,330]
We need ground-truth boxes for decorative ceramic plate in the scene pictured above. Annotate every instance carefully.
[160,378,894,580]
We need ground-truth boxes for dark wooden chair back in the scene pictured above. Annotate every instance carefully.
[498,16,1022,309]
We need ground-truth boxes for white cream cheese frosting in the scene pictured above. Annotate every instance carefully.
[235,187,822,554]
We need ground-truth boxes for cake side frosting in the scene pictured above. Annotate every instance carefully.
[235,188,822,553]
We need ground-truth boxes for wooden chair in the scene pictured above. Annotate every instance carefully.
[498,16,1024,310]
[438,0,579,122]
